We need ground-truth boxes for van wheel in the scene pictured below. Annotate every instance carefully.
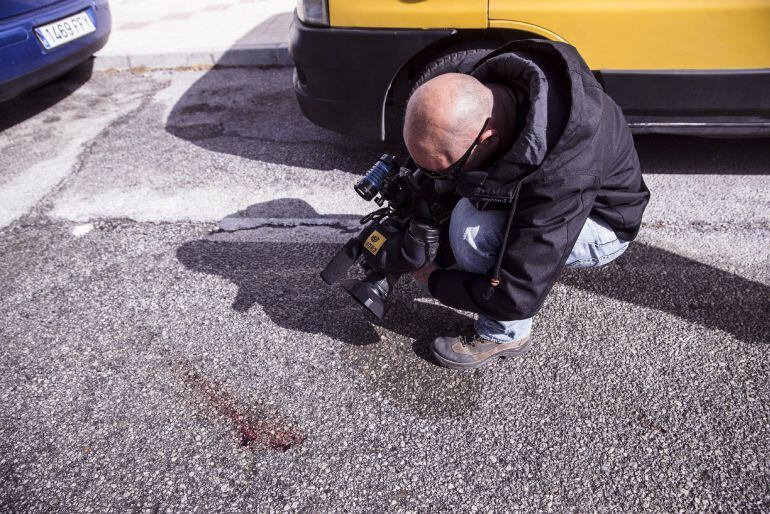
[387,44,502,144]
[408,46,499,99]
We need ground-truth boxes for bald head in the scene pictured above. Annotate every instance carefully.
[404,73,493,172]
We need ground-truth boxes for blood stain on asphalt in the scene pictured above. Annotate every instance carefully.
[633,409,667,434]
[179,367,304,451]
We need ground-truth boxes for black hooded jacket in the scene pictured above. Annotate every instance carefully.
[427,40,650,321]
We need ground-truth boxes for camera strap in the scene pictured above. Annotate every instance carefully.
[359,206,392,225]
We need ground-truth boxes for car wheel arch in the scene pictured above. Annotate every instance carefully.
[383,29,545,143]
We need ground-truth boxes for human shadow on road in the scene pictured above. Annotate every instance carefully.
[0,58,94,133]
[216,197,361,231]
[176,237,472,349]
[560,244,769,345]
[175,200,769,416]
[177,229,769,348]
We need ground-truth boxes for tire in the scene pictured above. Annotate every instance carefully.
[388,44,501,144]
[408,46,499,100]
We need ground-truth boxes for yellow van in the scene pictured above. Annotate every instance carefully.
[289,0,770,140]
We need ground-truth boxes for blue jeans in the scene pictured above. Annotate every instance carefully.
[448,198,630,342]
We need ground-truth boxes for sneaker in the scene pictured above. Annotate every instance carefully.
[431,331,532,370]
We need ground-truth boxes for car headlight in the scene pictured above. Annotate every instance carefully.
[297,0,329,27]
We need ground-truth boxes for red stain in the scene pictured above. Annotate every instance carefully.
[179,367,304,451]
[633,409,667,434]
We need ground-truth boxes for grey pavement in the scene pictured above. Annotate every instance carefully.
[0,64,769,511]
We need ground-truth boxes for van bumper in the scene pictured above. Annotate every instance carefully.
[288,12,453,140]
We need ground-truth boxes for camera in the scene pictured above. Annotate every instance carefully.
[320,154,443,319]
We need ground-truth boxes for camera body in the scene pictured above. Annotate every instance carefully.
[320,154,444,319]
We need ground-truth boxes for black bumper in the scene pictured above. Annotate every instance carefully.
[289,13,454,140]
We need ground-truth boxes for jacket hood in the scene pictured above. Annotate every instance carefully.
[471,51,550,167]
[468,41,605,175]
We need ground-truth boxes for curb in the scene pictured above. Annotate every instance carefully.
[94,43,292,70]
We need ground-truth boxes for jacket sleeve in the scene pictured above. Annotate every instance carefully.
[428,174,599,320]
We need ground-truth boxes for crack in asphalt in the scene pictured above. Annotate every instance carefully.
[217,217,362,234]
[220,222,361,234]
[29,77,171,223]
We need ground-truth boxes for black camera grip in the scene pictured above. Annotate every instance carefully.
[407,218,441,264]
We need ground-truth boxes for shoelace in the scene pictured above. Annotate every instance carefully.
[461,333,484,348]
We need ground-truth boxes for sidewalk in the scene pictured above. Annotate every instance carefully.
[95,0,294,69]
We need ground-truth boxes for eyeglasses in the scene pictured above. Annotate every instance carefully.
[420,117,491,181]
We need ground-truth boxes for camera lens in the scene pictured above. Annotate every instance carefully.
[354,155,394,201]
[354,180,378,201]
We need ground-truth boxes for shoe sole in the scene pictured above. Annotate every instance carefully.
[431,337,534,370]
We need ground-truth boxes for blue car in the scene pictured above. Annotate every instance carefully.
[0,0,111,102]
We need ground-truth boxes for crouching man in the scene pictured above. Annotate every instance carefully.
[405,41,650,370]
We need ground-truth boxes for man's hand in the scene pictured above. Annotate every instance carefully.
[411,261,439,286]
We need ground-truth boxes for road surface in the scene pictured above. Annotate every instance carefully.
[0,63,768,512]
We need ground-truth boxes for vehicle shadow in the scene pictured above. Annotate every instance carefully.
[164,13,394,174]
[0,58,94,133]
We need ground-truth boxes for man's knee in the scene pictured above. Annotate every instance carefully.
[448,198,508,273]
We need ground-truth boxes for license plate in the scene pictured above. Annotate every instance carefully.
[34,11,96,50]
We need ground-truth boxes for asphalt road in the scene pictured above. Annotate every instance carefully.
[0,63,768,512]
